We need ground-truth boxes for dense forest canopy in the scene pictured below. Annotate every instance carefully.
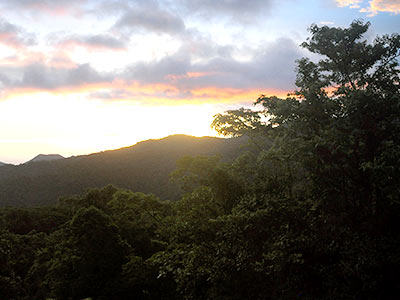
[1,20,399,300]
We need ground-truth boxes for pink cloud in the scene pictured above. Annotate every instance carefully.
[0,18,35,48]
[360,0,400,16]
[5,0,88,16]
[336,0,400,15]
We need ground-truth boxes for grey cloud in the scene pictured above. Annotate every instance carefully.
[0,25,303,101]
[122,35,236,84]
[0,0,87,10]
[0,18,36,47]
[84,34,126,49]
[90,88,194,102]
[61,34,127,50]
[0,63,113,90]
[1,0,83,4]
[97,0,276,30]
[207,38,303,89]
[124,37,303,92]
[112,1,185,35]
[179,32,235,59]
[1,0,280,27]
[124,54,191,83]
[103,0,276,22]
[176,0,276,23]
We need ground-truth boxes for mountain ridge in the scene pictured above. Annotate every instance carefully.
[25,154,65,164]
[0,134,247,207]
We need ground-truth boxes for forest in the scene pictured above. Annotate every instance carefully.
[1,20,400,300]
[0,135,245,207]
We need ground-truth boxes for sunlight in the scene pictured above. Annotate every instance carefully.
[0,93,220,163]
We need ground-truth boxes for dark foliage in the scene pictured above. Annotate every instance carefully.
[0,135,246,207]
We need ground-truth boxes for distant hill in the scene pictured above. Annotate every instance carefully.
[26,154,65,164]
[0,162,6,167]
[0,135,247,207]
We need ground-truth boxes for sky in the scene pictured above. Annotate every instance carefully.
[0,0,399,164]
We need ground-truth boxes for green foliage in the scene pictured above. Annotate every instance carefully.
[0,207,71,234]
[0,185,178,300]
[171,155,244,213]
[107,190,173,258]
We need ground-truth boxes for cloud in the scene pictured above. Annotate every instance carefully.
[124,54,191,84]
[58,34,128,51]
[0,63,113,90]
[0,36,300,104]
[0,0,303,106]
[63,36,302,104]
[124,37,302,92]
[0,18,36,48]
[112,2,185,35]
[360,0,400,16]
[108,0,279,35]
[176,0,276,23]
[2,0,279,24]
[335,0,362,8]
[0,0,88,15]
[0,37,300,105]
[320,21,334,25]
[87,85,273,106]
[335,0,400,15]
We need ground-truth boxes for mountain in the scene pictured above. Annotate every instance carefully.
[0,162,6,167]
[26,154,65,164]
[0,135,247,207]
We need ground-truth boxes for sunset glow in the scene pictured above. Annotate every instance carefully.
[0,0,398,164]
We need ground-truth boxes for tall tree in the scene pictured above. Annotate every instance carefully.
[159,20,400,299]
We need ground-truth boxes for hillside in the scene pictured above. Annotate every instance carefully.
[25,154,65,164]
[0,135,247,207]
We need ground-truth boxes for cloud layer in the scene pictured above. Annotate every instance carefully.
[336,0,400,15]
[0,35,301,103]
[361,0,400,16]
[0,18,36,48]
[0,0,397,105]
[0,0,305,104]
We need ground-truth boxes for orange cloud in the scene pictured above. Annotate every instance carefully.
[1,78,289,107]
[109,81,289,105]
[0,49,77,68]
[0,32,21,48]
[336,0,400,15]
[360,0,400,16]
[165,71,217,81]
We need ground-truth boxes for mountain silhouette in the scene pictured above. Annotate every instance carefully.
[0,135,246,207]
[25,154,65,164]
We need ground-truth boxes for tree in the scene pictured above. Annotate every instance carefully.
[213,20,400,221]
[47,206,129,300]
[158,20,400,299]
